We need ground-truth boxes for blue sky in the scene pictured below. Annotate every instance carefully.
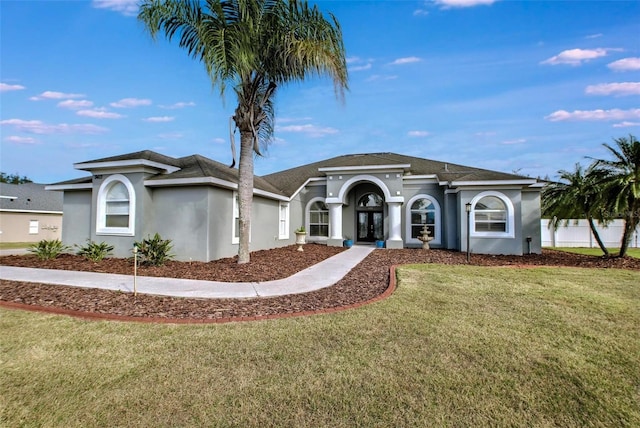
[1,0,639,184]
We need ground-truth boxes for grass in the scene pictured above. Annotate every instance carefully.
[0,242,31,250]
[550,246,640,258]
[1,265,639,427]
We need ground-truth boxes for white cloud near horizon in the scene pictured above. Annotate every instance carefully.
[501,138,527,145]
[585,82,640,96]
[1,83,26,92]
[143,116,175,123]
[5,135,38,145]
[613,121,640,128]
[541,48,614,66]
[158,132,184,139]
[276,124,338,137]
[57,99,94,109]
[30,91,85,101]
[433,0,496,8]
[389,57,421,65]
[545,108,640,122]
[0,118,108,134]
[77,109,125,119]
[92,0,138,16]
[608,57,640,72]
[349,63,372,72]
[408,130,430,137]
[110,98,152,108]
[159,101,196,109]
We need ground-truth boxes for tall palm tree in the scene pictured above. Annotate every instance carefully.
[591,135,640,257]
[138,0,348,263]
[542,163,611,256]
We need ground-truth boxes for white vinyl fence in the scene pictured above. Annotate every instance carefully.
[541,219,640,248]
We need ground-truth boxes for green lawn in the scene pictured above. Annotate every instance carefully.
[1,265,638,427]
[0,242,31,250]
[549,246,640,258]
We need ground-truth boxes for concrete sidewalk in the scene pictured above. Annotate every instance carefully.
[0,246,375,299]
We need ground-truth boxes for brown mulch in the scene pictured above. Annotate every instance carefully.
[1,246,639,322]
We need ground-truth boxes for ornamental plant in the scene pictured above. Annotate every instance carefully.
[27,239,70,260]
[76,240,114,262]
[134,233,174,266]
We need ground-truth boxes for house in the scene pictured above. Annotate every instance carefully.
[0,182,63,243]
[46,150,544,261]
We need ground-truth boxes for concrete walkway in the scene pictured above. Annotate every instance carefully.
[0,246,375,299]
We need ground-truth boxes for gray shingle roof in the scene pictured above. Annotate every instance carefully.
[262,152,530,196]
[0,182,63,212]
[77,150,182,167]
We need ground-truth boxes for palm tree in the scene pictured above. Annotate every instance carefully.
[542,163,611,256]
[138,0,348,263]
[591,135,640,257]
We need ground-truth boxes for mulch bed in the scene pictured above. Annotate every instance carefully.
[1,246,638,322]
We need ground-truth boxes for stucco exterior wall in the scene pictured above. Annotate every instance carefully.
[0,211,63,243]
[61,191,92,248]
[521,190,542,254]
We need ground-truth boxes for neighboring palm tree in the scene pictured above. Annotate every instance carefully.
[542,163,611,256]
[138,0,348,263]
[591,135,640,258]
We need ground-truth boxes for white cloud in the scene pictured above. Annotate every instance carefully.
[0,118,108,134]
[159,101,196,109]
[57,99,94,109]
[276,124,338,137]
[408,130,430,137]
[349,63,372,72]
[110,98,152,108]
[389,57,421,65]
[585,82,640,97]
[30,91,85,101]
[613,121,640,128]
[143,116,174,123]
[92,0,138,16]
[586,33,603,39]
[158,132,184,139]
[541,48,613,66]
[366,75,398,82]
[0,83,26,92]
[413,9,429,16]
[545,108,640,122]
[5,135,38,145]
[433,0,496,8]
[501,138,526,145]
[608,57,640,72]
[77,109,125,119]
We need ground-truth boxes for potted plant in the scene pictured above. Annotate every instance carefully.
[343,235,353,248]
[295,226,306,251]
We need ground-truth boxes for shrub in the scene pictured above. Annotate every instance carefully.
[134,233,174,266]
[27,239,70,260]
[76,240,114,262]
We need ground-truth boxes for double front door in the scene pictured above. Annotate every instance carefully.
[357,211,383,242]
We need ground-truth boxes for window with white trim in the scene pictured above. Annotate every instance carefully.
[29,220,39,234]
[96,174,135,236]
[470,191,514,238]
[308,200,329,238]
[279,202,289,239]
[406,195,441,245]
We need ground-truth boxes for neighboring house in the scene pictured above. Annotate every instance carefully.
[47,150,544,261]
[0,182,63,243]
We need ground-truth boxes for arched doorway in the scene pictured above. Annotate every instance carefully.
[356,192,383,242]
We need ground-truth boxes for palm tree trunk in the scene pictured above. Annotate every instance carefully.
[618,208,639,258]
[237,129,254,264]
[587,217,610,257]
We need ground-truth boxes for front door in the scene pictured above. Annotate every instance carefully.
[357,211,383,242]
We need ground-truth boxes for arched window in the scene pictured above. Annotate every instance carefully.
[357,193,383,208]
[406,195,441,245]
[470,191,514,238]
[96,174,135,235]
[307,199,329,238]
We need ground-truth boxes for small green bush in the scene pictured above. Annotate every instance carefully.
[27,239,70,260]
[134,233,174,266]
[76,240,114,262]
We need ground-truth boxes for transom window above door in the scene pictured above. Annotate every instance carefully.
[357,193,383,208]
